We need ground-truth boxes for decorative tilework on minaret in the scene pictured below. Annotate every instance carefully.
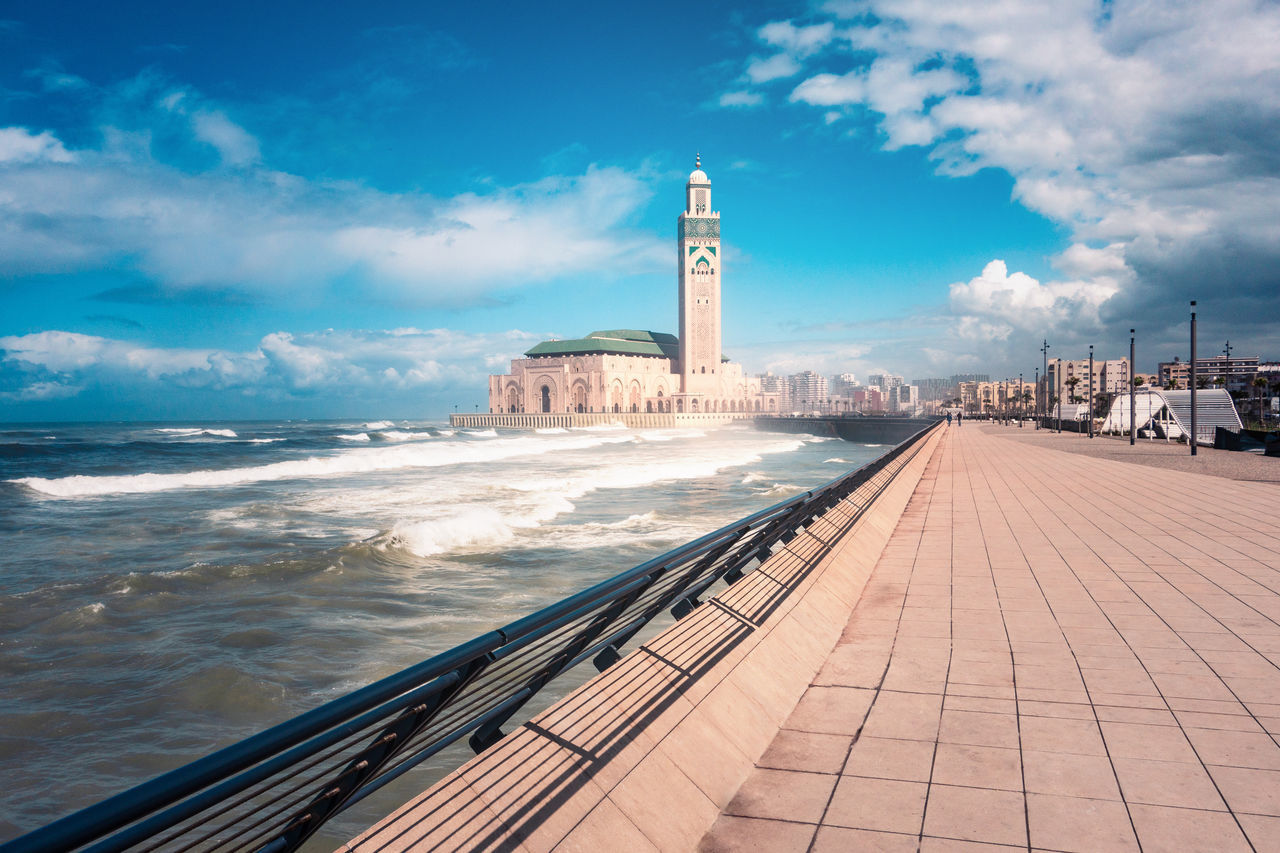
[677,153,721,397]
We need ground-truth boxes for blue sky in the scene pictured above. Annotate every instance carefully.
[2,0,1277,419]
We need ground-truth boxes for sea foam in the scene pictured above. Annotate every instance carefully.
[12,432,636,498]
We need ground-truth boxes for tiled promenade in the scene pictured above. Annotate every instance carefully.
[704,424,1280,852]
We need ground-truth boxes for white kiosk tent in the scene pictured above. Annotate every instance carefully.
[1100,389,1242,445]
[1049,401,1089,422]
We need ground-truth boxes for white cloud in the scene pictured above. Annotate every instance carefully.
[719,90,764,108]
[747,1,1280,341]
[0,72,666,304]
[191,110,261,166]
[758,20,835,57]
[0,125,664,301]
[790,72,865,106]
[0,127,75,164]
[745,53,801,84]
[949,258,1120,332]
[0,327,548,404]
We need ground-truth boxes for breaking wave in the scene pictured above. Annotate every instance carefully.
[153,428,238,438]
[11,433,636,499]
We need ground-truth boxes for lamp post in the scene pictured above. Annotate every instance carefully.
[1041,339,1050,428]
[1034,367,1039,429]
[1057,365,1063,433]
[1019,372,1024,427]
[1129,329,1136,446]
[1088,345,1094,439]
[1190,301,1198,456]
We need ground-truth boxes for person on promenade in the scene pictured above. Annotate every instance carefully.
[947,412,953,426]
[957,412,962,427]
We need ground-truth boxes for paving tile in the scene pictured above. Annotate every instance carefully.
[922,784,1026,847]
[930,742,1021,791]
[782,686,875,735]
[757,729,851,775]
[1098,720,1198,762]
[1127,804,1252,853]
[1025,792,1138,853]
[1022,749,1121,800]
[557,799,657,853]
[1206,765,1280,816]
[1174,709,1264,732]
[810,826,919,852]
[1238,813,1280,851]
[608,750,721,851]
[1091,705,1176,725]
[920,839,1023,852]
[1183,726,1280,770]
[861,690,944,741]
[825,776,927,834]
[844,736,936,782]
[944,695,1017,714]
[1111,756,1226,810]
[1019,715,1108,756]
[697,814,814,853]
[937,709,1020,749]
[723,768,835,824]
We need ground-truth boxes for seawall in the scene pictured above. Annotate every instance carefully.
[346,423,945,851]
[755,415,939,445]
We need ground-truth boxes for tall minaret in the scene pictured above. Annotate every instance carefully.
[677,153,721,397]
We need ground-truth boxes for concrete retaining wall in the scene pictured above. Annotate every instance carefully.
[345,424,945,852]
[449,412,755,429]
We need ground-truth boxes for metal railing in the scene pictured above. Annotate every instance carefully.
[3,420,940,853]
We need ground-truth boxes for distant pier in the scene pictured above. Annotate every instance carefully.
[755,414,939,444]
[448,411,757,429]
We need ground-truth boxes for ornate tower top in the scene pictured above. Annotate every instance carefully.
[687,152,709,187]
[685,155,712,216]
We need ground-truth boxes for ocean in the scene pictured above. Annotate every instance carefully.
[0,418,885,845]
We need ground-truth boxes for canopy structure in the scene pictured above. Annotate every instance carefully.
[1049,401,1089,421]
[1099,388,1242,445]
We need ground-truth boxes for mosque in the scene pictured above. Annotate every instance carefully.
[481,157,778,423]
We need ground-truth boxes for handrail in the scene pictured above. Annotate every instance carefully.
[2,419,941,853]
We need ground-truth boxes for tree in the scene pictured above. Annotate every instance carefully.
[1065,376,1081,404]
[1133,376,1145,388]
[1255,375,1270,424]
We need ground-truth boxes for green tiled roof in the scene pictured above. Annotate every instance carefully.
[525,329,680,360]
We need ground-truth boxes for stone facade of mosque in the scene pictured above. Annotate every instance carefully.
[473,158,778,424]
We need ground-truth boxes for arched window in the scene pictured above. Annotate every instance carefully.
[540,385,551,413]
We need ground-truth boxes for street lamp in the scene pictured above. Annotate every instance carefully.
[1019,373,1024,427]
[1088,344,1094,439]
[1057,363,1063,434]
[1034,367,1040,430]
[1129,329,1136,446]
[1190,300,1198,456]
[1041,339,1050,428]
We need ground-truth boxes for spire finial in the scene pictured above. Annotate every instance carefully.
[695,151,701,169]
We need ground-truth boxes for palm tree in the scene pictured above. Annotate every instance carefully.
[1255,375,1270,425]
[1065,377,1081,404]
